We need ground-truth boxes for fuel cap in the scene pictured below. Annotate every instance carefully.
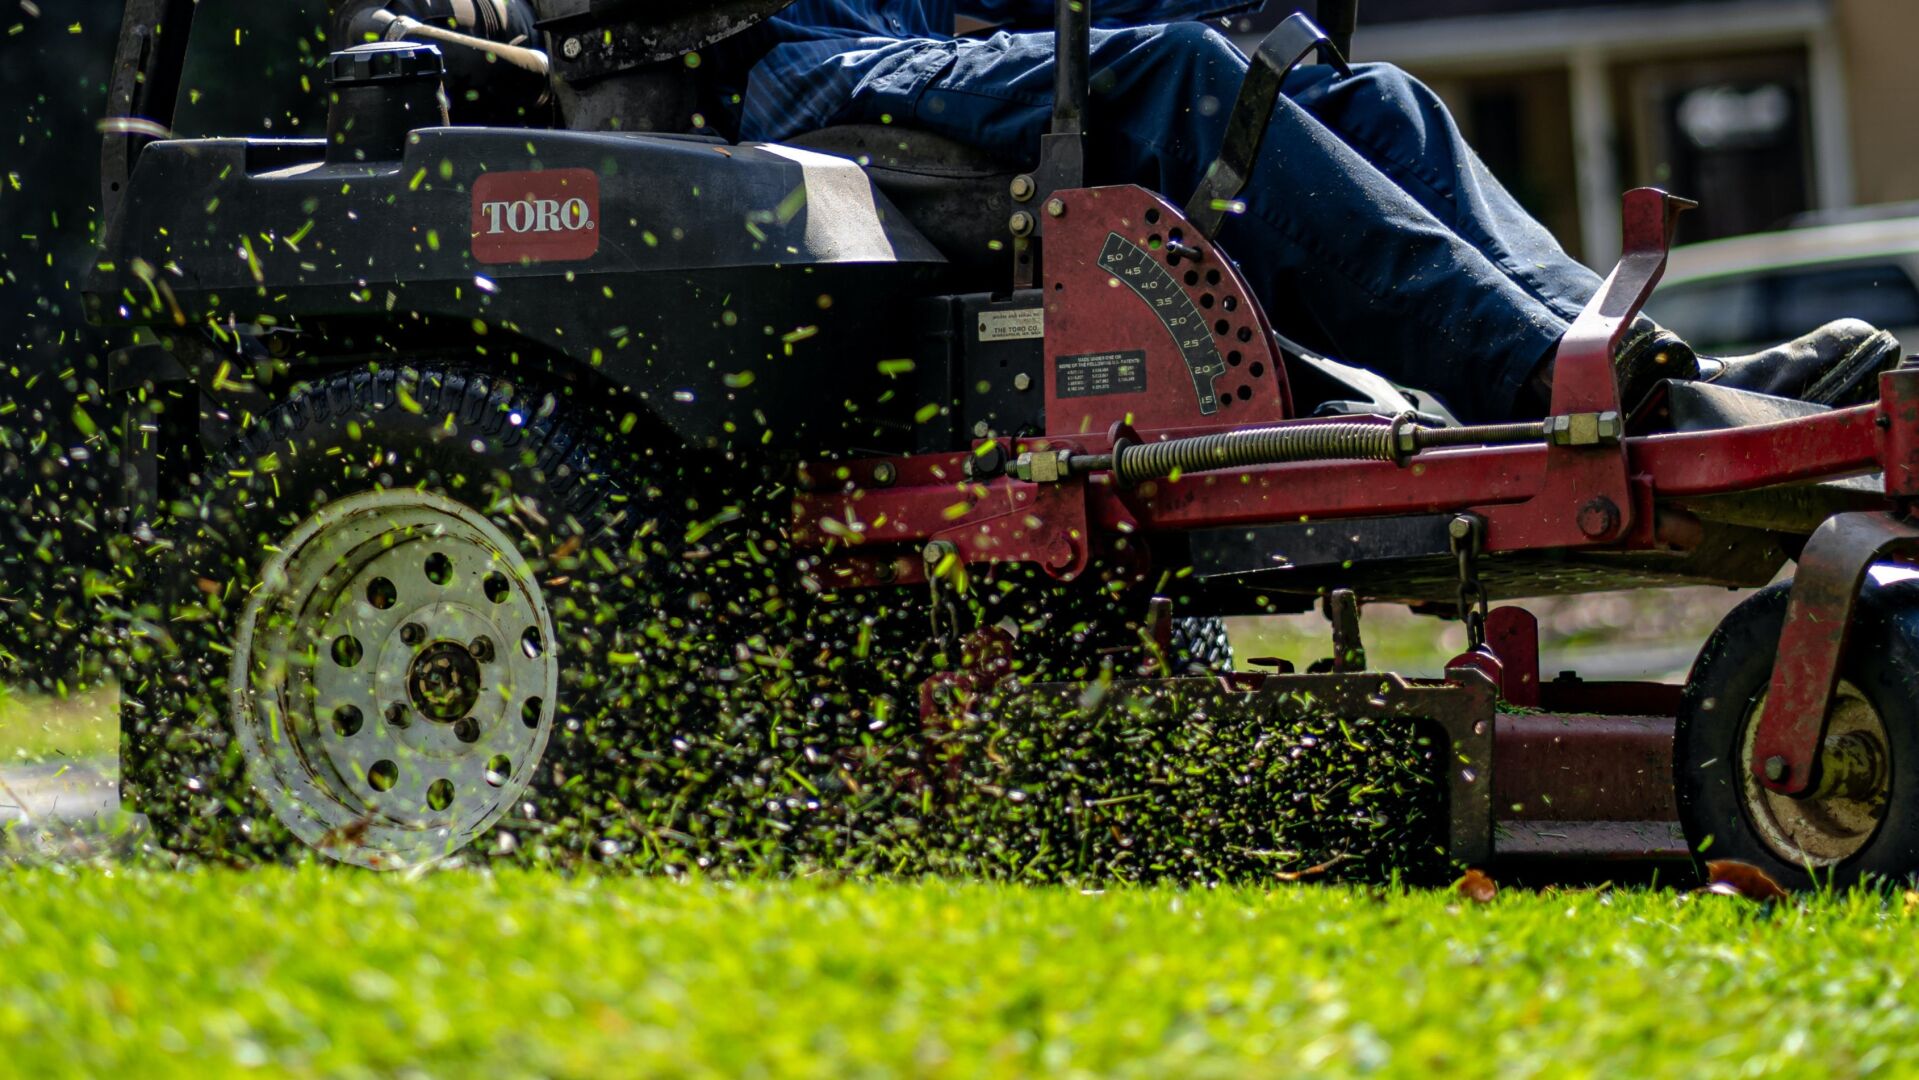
[326,41,446,86]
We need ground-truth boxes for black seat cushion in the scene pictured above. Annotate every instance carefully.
[788,125,1016,276]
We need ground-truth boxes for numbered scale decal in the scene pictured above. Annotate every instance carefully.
[1098,231,1226,414]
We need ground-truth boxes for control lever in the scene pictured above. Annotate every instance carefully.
[1185,12,1350,239]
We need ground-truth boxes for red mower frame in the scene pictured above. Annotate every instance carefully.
[792,182,1919,865]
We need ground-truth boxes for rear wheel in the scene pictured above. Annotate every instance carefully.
[121,366,730,867]
[1676,578,1919,888]
[229,488,560,867]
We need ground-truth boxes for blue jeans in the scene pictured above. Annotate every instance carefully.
[839,24,1606,422]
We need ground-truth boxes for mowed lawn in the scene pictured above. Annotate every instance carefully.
[1,869,1915,1077]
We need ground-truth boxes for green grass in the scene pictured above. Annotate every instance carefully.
[1,868,1914,1077]
[0,685,115,764]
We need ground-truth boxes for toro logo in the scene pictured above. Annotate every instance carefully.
[470,168,600,265]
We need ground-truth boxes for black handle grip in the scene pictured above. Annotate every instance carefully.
[1320,0,1356,61]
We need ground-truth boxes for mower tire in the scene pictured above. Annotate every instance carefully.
[1676,576,1919,889]
[119,366,735,868]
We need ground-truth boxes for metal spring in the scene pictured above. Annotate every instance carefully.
[1113,421,1399,484]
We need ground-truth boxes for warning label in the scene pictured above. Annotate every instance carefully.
[978,308,1045,341]
[1056,350,1147,398]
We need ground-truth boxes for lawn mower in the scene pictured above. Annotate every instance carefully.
[83,0,1919,886]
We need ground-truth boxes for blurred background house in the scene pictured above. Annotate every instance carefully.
[1240,0,1919,267]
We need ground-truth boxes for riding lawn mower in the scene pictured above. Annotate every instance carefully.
[83,0,1919,886]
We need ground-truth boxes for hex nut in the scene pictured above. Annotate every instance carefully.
[1008,211,1035,237]
[1009,174,1035,202]
[1045,198,1066,218]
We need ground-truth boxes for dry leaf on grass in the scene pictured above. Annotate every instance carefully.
[1699,859,1788,902]
[1455,868,1497,903]
[1274,853,1348,882]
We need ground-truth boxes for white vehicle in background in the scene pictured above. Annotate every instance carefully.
[1645,204,1919,357]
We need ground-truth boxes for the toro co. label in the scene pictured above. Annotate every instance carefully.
[471,168,599,265]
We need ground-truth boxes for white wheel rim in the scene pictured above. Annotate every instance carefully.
[230,489,558,869]
[1738,680,1890,867]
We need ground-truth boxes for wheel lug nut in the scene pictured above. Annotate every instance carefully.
[453,718,481,744]
[385,702,411,727]
[401,623,426,646]
[470,636,494,663]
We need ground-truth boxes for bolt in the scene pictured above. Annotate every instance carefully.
[401,623,426,646]
[469,636,495,663]
[1013,373,1032,392]
[1045,197,1066,218]
[922,540,958,569]
[871,461,897,487]
[1763,754,1788,782]
[1009,174,1035,202]
[1008,211,1035,237]
[561,36,583,59]
[971,441,1007,478]
[1575,496,1621,540]
[1448,517,1475,542]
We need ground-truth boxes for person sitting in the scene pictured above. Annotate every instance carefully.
[335,0,1901,424]
[707,0,1897,423]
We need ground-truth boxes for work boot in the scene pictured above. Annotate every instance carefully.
[1696,318,1901,407]
[1608,319,1899,410]
[1524,324,1699,415]
[1610,325,1700,410]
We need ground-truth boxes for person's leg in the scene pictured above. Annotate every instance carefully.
[898,24,1579,421]
[864,26,1893,418]
[1278,62,1602,326]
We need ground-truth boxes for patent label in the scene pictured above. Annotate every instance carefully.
[1056,349,1147,398]
[978,308,1045,342]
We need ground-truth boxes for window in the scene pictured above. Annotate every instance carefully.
[1766,263,1919,340]
[1650,260,1919,354]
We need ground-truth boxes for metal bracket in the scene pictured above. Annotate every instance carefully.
[1750,510,1919,795]
[1185,13,1350,240]
[1449,513,1488,650]
[1482,188,1691,550]
[1013,0,1092,288]
[1326,588,1367,672]
[923,539,966,657]
[100,0,196,228]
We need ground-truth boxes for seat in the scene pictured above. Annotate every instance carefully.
[788,125,1017,277]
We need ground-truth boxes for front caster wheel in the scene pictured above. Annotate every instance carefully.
[1676,577,1919,889]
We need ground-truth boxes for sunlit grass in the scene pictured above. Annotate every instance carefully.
[1229,586,1747,679]
[0,868,1912,1076]
[0,685,116,764]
